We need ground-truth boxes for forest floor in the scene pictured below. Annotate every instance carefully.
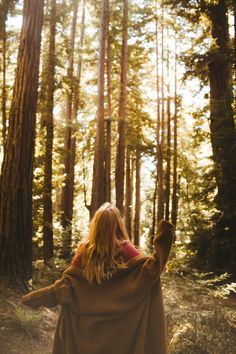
[0,284,58,354]
[0,269,235,354]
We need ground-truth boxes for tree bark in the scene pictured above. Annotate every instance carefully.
[0,0,44,286]
[207,0,236,268]
[42,0,56,263]
[165,27,171,222]
[133,150,140,247]
[155,0,161,147]
[125,147,133,238]
[0,1,15,151]
[155,0,161,232]
[91,0,108,217]
[1,13,7,151]
[157,8,164,222]
[61,0,78,258]
[151,175,157,240]
[70,0,86,209]
[67,0,86,222]
[208,0,236,217]
[73,0,86,122]
[115,0,128,215]
[105,0,111,202]
[234,1,236,106]
[171,36,178,226]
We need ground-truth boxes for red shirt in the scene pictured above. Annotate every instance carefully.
[72,240,140,268]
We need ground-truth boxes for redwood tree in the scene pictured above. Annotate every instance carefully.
[0,0,16,151]
[91,0,109,217]
[0,2,7,150]
[0,0,44,286]
[42,0,56,263]
[165,28,171,221]
[208,0,236,267]
[125,146,133,238]
[157,7,165,222]
[105,0,112,203]
[61,0,79,258]
[115,0,128,215]
[133,150,141,246]
[171,36,178,226]
[153,2,160,236]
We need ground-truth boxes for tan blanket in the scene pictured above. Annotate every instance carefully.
[22,220,175,354]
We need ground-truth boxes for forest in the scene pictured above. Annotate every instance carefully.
[0,0,235,353]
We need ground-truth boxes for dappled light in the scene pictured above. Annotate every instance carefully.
[0,0,235,353]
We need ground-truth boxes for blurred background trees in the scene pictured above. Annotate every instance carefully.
[0,0,235,287]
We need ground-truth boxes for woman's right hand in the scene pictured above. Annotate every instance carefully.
[154,219,176,244]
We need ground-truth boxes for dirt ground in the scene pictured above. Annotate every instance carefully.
[0,285,58,354]
[0,274,235,354]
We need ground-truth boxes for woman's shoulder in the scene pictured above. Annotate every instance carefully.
[71,242,86,268]
[119,239,141,260]
[119,238,137,248]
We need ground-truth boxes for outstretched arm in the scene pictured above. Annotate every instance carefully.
[153,219,176,275]
[22,277,71,309]
[22,283,59,309]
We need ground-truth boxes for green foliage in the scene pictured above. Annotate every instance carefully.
[163,269,236,354]
[0,301,42,338]
[165,250,235,354]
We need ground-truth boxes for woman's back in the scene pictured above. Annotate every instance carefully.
[72,239,140,268]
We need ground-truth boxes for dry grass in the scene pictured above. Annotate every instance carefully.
[0,262,235,354]
[0,285,57,354]
[163,267,236,354]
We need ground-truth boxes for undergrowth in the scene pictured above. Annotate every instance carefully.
[0,300,42,338]
[163,245,236,354]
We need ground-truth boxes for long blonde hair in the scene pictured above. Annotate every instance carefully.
[76,203,129,285]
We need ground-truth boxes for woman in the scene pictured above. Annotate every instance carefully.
[22,203,175,354]
[71,202,141,283]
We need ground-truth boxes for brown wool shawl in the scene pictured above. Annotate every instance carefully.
[22,220,175,354]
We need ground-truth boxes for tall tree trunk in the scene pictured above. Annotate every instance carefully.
[165,27,171,221]
[171,36,178,226]
[208,0,236,215]
[125,147,133,238]
[151,175,157,240]
[91,0,108,217]
[70,0,86,209]
[75,0,86,99]
[61,0,78,258]
[208,0,236,268]
[0,1,15,151]
[73,0,86,130]
[155,1,161,146]
[105,1,111,202]
[0,0,44,286]
[1,14,7,152]
[155,0,161,232]
[157,7,164,222]
[234,2,236,79]
[67,0,86,224]
[133,150,140,246]
[42,0,56,263]
[234,1,236,106]
[115,0,128,214]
